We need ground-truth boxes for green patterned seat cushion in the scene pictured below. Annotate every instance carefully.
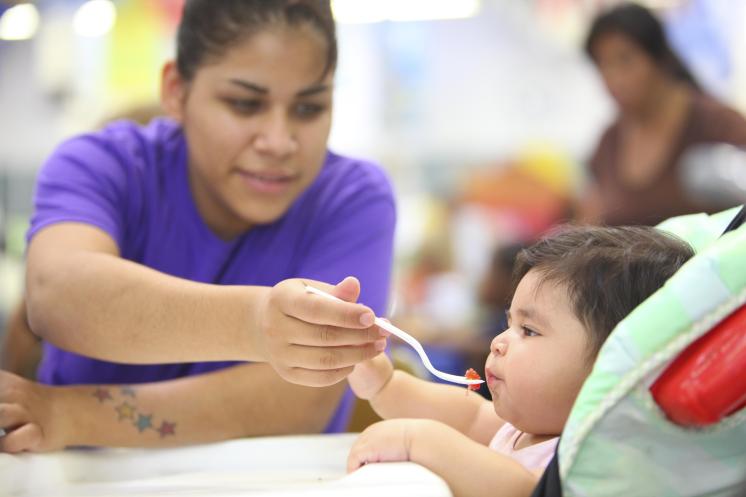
[560,207,746,497]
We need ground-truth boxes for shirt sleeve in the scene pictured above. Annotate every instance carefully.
[27,127,142,249]
[698,98,746,147]
[294,161,397,317]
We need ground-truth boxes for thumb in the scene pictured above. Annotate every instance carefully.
[333,276,361,303]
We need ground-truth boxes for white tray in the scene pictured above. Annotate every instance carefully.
[0,433,451,497]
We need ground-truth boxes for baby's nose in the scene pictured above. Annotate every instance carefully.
[490,335,508,355]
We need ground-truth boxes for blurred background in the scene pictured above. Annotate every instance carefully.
[1,0,745,399]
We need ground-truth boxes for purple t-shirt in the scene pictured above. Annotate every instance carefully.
[28,118,396,432]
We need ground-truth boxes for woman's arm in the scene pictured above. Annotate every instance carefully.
[0,300,42,379]
[348,419,537,497]
[26,223,383,386]
[0,363,345,452]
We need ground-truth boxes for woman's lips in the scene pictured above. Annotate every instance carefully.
[237,170,295,195]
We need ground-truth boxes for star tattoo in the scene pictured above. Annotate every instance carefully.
[120,387,136,398]
[92,388,112,403]
[115,402,136,421]
[135,413,153,433]
[157,421,176,438]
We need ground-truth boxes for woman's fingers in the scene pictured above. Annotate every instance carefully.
[281,366,355,387]
[0,403,27,429]
[278,279,376,330]
[262,278,391,386]
[0,403,38,454]
[0,422,42,454]
[278,318,385,347]
[291,292,376,329]
[284,341,386,371]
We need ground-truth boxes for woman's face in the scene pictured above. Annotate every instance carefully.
[163,25,333,239]
[591,31,662,113]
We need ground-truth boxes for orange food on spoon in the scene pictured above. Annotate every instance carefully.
[465,368,481,391]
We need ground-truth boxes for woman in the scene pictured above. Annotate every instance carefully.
[0,0,395,452]
[580,2,746,226]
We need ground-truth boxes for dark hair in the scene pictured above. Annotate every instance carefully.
[512,225,694,360]
[492,243,525,276]
[176,0,337,82]
[584,2,700,90]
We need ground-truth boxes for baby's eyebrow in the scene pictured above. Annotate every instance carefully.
[512,306,550,328]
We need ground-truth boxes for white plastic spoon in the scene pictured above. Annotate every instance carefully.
[305,285,484,387]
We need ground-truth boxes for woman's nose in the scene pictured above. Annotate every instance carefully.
[254,111,298,157]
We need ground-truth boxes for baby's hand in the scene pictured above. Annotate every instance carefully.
[347,352,393,400]
[347,419,420,472]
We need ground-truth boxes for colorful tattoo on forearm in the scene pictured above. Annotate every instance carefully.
[92,387,177,438]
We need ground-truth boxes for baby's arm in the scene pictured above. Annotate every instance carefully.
[348,419,537,497]
[348,355,501,443]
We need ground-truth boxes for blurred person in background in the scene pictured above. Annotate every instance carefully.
[0,0,395,452]
[477,242,525,339]
[579,2,746,226]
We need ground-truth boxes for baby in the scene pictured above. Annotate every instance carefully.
[347,225,693,497]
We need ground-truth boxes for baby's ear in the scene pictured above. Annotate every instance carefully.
[160,61,187,123]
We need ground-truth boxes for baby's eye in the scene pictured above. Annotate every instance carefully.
[522,326,539,337]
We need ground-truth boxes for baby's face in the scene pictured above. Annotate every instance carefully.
[484,269,593,436]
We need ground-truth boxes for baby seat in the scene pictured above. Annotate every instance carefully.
[534,206,746,497]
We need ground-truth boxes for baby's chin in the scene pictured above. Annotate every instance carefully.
[491,400,544,434]
[491,398,514,424]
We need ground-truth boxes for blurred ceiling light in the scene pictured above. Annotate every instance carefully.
[644,0,686,8]
[0,3,40,41]
[332,0,481,24]
[73,0,117,37]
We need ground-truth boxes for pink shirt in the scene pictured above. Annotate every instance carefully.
[488,422,558,472]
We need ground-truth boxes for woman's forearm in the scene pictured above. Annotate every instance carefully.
[49,363,344,449]
[27,243,265,364]
[29,252,264,363]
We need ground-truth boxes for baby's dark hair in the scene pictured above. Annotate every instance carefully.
[512,225,694,360]
[177,0,337,82]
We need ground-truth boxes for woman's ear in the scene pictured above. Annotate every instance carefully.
[160,61,187,122]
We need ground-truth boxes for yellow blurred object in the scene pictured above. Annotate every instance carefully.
[107,0,162,109]
[459,145,576,238]
[515,144,575,197]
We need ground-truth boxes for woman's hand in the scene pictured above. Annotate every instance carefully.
[0,371,65,453]
[347,353,393,400]
[256,276,387,387]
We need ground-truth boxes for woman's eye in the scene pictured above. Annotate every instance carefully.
[227,99,263,114]
[294,103,325,118]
